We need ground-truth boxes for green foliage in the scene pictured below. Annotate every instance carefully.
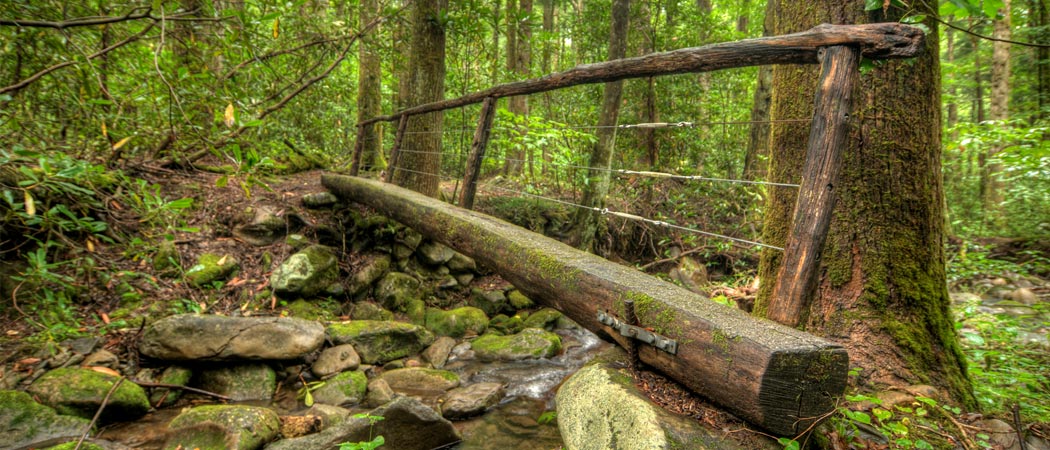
[537,410,558,425]
[296,380,326,407]
[338,413,385,450]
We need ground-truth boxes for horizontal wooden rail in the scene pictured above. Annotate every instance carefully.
[322,174,848,436]
[358,23,923,127]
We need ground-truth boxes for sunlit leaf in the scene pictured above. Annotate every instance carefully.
[24,190,35,217]
[224,103,236,128]
[101,121,108,138]
[273,17,280,39]
[112,136,132,151]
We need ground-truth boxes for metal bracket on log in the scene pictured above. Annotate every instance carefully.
[597,310,678,355]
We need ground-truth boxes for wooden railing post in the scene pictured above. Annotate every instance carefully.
[459,96,497,209]
[384,114,409,184]
[767,45,860,328]
[348,124,365,176]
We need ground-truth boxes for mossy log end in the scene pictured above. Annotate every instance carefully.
[322,174,848,436]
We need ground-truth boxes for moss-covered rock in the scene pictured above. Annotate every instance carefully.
[311,370,368,407]
[271,245,339,298]
[374,272,422,312]
[348,255,391,296]
[470,289,508,316]
[149,365,193,407]
[195,364,276,401]
[406,298,427,326]
[301,192,339,209]
[506,290,534,310]
[166,404,279,450]
[27,367,149,424]
[43,442,106,450]
[471,328,562,362]
[417,241,455,266]
[349,301,394,321]
[184,253,239,287]
[152,239,180,275]
[424,306,489,338]
[446,252,477,273]
[0,390,91,449]
[326,320,434,364]
[285,298,337,321]
[522,307,563,330]
[488,314,525,335]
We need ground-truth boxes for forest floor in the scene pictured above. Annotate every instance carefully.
[1,164,1048,449]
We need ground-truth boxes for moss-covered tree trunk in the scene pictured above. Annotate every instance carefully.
[392,0,446,198]
[754,2,976,407]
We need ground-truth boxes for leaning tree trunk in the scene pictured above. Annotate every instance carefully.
[392,0,447,197]
[356,0,383,171]
[572,0,629,253]
[754,2,976,407]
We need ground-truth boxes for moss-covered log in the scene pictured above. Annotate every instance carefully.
[323,174,847,436]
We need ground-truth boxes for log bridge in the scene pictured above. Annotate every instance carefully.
[335,23,927,436]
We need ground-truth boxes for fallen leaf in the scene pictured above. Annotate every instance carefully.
[224,103,235,128]
[112,136,132,151]
[99,311,110,325]
[86,366,121,377]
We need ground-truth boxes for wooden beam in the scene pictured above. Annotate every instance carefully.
[459,96,497,210]
[767,46,860,328]
[322,174,848,436]
[384,114,409,184]
[358,23,923,127]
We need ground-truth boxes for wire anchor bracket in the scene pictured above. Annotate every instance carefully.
[597,310,679,355]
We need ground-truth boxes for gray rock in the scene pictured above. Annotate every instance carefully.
[311,370,368,407]
[27,367,149,424]
[417,241,455,266]
[396,229,424,252]
[312,344,361,378]
[82,349,119,369]
[152,239,180,274]
[0,390,91,450]
[195,363,276,401]
[301,192,339,208]
[327,320,434,364]
[140,314,324,361]
[471,289,508,316]
[557,347,759,450]
[441,382,504,419]
[365,379,395,408]
[374,272,422,312]
[271,245,339,298]
[284,234,310,250]
[425,306,489,338]
[522,307,563,330]
[233,206,291,246]
[671,256,707,293]
[447,252,477,273]
[185,253,239,287]
[348,302,394,321]
[166,404,279,450]
[379,367,460,394]
[455,272,475,286]
[488,314,525,335]
[1010,287,1039,305]
[422,336,457,369]
[347,255,390,296]
[950,292,983,304]
[264,396,460,450]
[976,419,1022,450]
[472,328,561,362]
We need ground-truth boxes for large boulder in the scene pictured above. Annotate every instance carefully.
[195,364,276,401]
[471,328,561,362]
[166,404,280,450]
[139,314,324,361]
[425,306,489,338]
[0,390,91,449]
[270,245,339,298]
[27,368,149,424]
[373,272,422,312]
[326,320,434,364]
[557,348,758,450]
[264,396,460,450]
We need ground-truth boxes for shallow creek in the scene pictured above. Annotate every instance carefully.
[98,327,610,449]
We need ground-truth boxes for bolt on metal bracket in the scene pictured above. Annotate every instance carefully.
[597,310,678,355]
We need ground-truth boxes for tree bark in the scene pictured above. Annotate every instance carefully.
[754,2,976,408]
[504,0,532,176]
[392,0,447,198]
[356,0,383,171]
[985,0,1010,227]
[572,0,630,253]
[1033,0,1050,122]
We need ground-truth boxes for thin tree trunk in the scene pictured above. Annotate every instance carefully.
[357,0,383,171]
[638,0,658,168]
[755,1,976,408]
[504,0,532,176]
[1034,0,1050,123]
[392,0,446,198]
[743,0,774,181]
[541,0,555,174]
[573,0,629,254]
[984,0,1010,228]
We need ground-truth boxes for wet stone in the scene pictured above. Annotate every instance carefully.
[441,382,505,420]
[139,314,324,361]
[312,344,361,378]
[195,363,276,401]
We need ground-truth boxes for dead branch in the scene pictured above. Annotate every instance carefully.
[1,7,152,29]
[133,380,232,401]
[0,22,156,95]
[222,34,349,80]
[74,376,124,450]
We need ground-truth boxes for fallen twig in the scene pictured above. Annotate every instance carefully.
[74,376,124,450]
[133,380,231,401]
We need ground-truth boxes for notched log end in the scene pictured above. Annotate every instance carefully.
[813,22,926,60]
[758,345,849,435]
